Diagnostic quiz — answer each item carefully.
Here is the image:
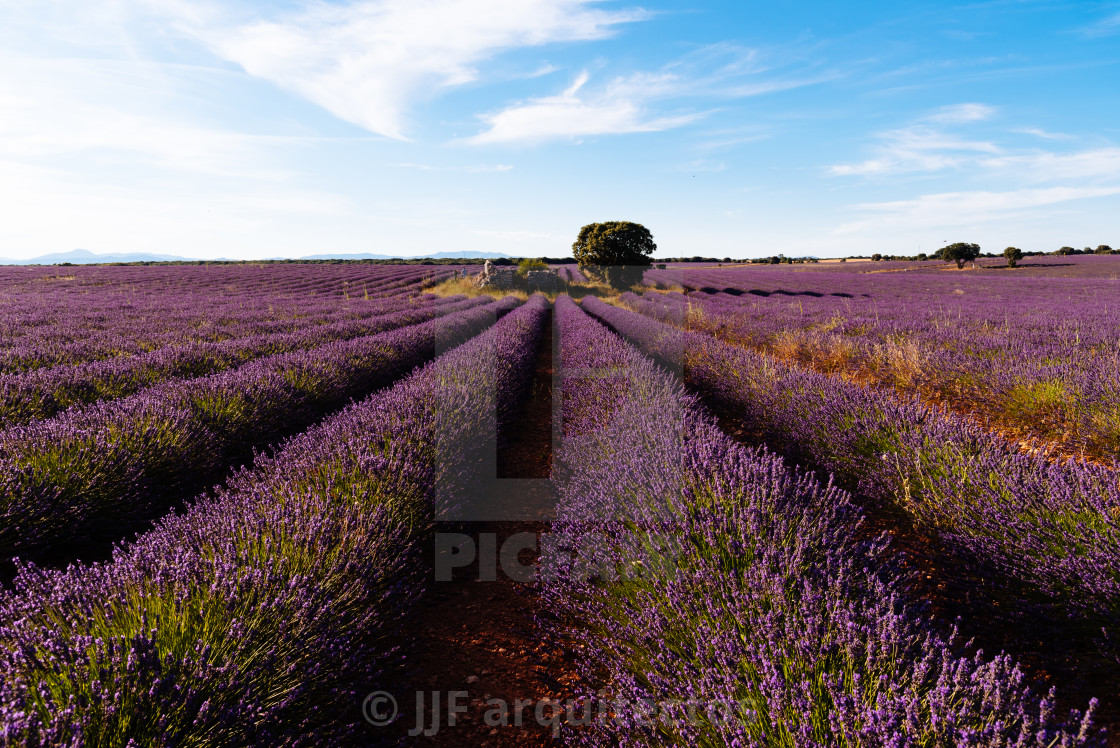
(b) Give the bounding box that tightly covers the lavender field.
[1,260,1117,746]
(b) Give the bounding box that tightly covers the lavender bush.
[542,295,1099,746]
[638,266,1120,459]
[0,296,521,564]
[581,295,1120,691]
[0,295,490,426]
[0,294,550,746]
[0,265,454,372]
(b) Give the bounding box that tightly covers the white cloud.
[924,102,996,123]
[464,70,704,144]
[462,40,833,145]
[831,101,1120,186]
[200,0,648,140]
[829,125,1000,176]
[1014,127,1073,141]
[650,42,840,99]
[675,159,726,173]
[523,63,561,78]
[3,2,825,151]
[0,28,362,259]
[835,186,1120,234]
[691,129,771,152]
[829,102,1004,176]
[0,55,301,180]
[980,148,1120,183]
[1082,11,1120,38]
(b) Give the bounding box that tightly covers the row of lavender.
[580,295,1120,706]
[0,291,432,374]
[0,263,448,300]
[0,294,550,746]
[646,255,1120,277]
[0,265,452,371]
[0,295,517,566]
[0,265,437,328]
[641,265,1120,459]
[553,266,589,284]
[0,294,485,426]
[542,295,1098,745]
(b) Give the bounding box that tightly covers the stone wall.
[525,270,560,292]
[473,262,563,292]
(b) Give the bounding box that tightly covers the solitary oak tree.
[1003,246,1023,268]
[937,242,981,269]
[572,221,656,288]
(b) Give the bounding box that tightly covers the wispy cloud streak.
[200,0,649,140]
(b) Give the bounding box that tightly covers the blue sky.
[1,0,1118,260]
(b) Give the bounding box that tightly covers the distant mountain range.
[0,249,514,265]
[0,249,210,265]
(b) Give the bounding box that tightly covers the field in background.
[0,256,1117,746]
[671,253,1120,278]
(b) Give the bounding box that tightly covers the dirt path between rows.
[399,310,580,747]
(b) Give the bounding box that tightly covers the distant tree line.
[749,255,820,265]
[1055,245,1115,255]
[51,257,584,268]
[661,256,751,263]
[50,242,1114,269]
[849,243,1116,267]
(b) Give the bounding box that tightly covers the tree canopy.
[1003,246,1023,268]
[517,257,548,276]
[936,242,981,269]
[572,222,656,265]
[572,221,656,288]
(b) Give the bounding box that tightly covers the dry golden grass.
[606,285,1120,463]
[684,303,710,331]
[428,275,530,301]
[428,272,649,304]
[769,331,803,362]
[877,338,926,389]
